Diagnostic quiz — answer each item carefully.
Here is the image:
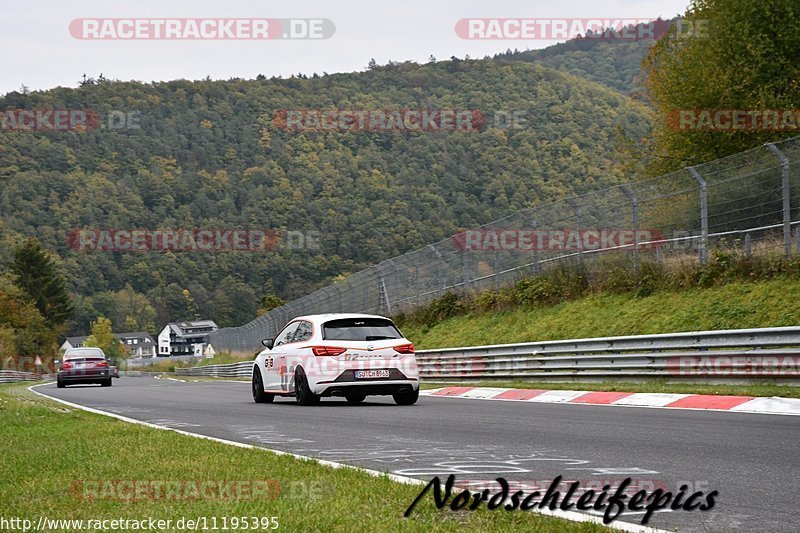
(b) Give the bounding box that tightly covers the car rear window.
[64,348,105,360]
[322,318,402,341]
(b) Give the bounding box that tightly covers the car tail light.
[312,346,347,357]
[393,343,415,354]
[96,360,109,367]
[61,362,73,369]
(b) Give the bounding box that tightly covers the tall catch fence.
[208,137,800,355]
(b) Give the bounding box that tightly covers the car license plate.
[354,370,390,379]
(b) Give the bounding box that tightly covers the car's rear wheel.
[345,393,366,404]
[252,369,274,403]
[101,378,112,387]
[393,388,419,406]
[295,367,319,406]
[56,378,65,388]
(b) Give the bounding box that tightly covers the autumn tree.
[84,316,126,362]
[643,0,800,174]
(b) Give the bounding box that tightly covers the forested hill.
[498,39,652,95]
[0,58,650,334]
[494,19,675,94]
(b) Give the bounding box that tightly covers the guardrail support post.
[687,166,709,264]
[766,142,792,257]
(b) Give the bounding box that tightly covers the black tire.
[393,388,419,406]
[56,378,65,388]
[252,369,274,403]
[345,393,366,404]
[295,367,319,406]
[101,378,112,387]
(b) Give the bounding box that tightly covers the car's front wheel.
[393,388,419,406]
[252,369,274,403]
[295,367,319,406]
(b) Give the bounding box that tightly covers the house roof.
[167,320,219,330]
[166,320,219,337]
[63,332,156,346]
[64,336,89,347]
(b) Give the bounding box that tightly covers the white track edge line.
[27,382,669,533]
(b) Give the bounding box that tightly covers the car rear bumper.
[313,378,418,397]
[58,370,110,383]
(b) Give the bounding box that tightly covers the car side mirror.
[261,338,274,349]
[54,359,60,366]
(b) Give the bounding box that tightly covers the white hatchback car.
[252,314,420,406]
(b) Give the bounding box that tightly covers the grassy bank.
[0,383,607,532]
[401,276,800,349]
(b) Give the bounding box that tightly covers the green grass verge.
[0,383,609,533]
[420,380,800,398]
[403,277,800,349]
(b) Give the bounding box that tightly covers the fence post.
[529,216,540,276]
[378,275,390,315]
[414,265,420,307]
[687,166,709,264]
[765,142,792,257]
[565,198,584,269]
[461,247,469,291]
[494,250,500,290]
[620,186,639,273]
[427,244,443,296]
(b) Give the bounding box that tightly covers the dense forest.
[0,46,652,336]
[497,33,654,95]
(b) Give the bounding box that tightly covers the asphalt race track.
[38,376,800,532]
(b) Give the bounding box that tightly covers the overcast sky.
[1,0,690,96]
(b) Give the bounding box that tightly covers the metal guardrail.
[0,370,55,383]
[176,327,800,383]
[175,362,253,379]
[416,327,800,381]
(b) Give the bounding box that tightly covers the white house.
[157,320,218,357]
